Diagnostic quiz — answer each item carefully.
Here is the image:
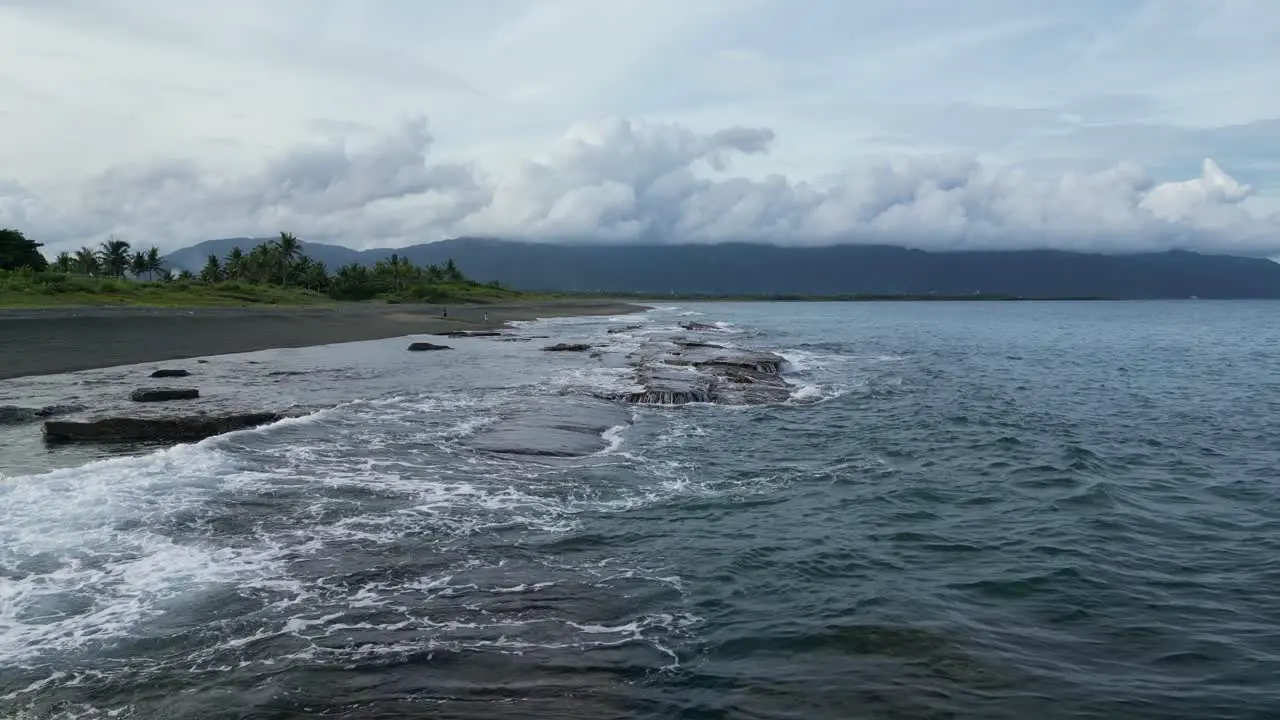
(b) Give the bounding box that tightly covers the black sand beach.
[0,300,644,380]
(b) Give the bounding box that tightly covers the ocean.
[2,301,1279,719]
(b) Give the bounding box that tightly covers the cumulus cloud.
[2,116,1278,256]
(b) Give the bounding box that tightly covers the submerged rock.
[467,399,630,457]
[680,322,717,331]
[130,387,200,402]
[543,343,593,352]
[43,412,287,443]
[407,342,453,351]
[608,325,643,334]
[0,404,85,426]
[150,368,191,378]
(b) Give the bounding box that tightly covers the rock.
[674,340,725,349]
[43,412,288,443]
[408,342,453,351]
[467,399,630,457]
[197,360,209,364]
[543,343,593,352]
[615,341,791,406]
[608,325,643,334]
[680,322,718,331]
[130,387,199,402]
[0,404,84,426]
[433,330,504,338]
[149,368,191,378]
[619,366,713,405]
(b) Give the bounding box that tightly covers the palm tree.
[144,247,163,280]
[274,232,302,286]
[200,254,223,284]
[75,246,99,275]
[129,251,147,279]
[247,243,275,283]
[391,255,415,292]
[443,258,463,282]
[302,260,329,291]
[54,252,74,273]
[97,236,131,278]
[224,247,246,281]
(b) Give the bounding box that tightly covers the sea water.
[2,301,1279,719]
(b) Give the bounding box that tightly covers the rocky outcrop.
[614,343,791,406]
[130,387,200,402]
[543,343,593,352]
[680,322,717,331]
[608,325,643,334]
[467,399,629,457]
[0,404,84,425]
[407,342,452,351]
[619,366,713,405]
[150,368,191,378]
[43,412,287,443]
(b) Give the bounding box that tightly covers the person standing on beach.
[483,312,489,322]
[441,307,447,318]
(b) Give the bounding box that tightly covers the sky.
[2,0,1280,255]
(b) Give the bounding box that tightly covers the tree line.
[1,228,497,301]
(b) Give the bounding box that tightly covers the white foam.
[594,423,629,456]
[789,384,826,402]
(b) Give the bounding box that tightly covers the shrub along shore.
[0,228,520,307]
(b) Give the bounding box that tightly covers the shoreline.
[0,300,647,381]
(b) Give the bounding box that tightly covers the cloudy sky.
[2,0,1279,254]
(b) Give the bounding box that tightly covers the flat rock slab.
[543,343,593,352]
[620,366,713,405]
[131,387,200,402]
[467,399,630,457]
[433,330,504,338]
[44,412,287,443]
[150,368,191,378]
[407,342,453,351]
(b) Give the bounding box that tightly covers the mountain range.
[164,237,1280,299]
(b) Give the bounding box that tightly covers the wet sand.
[0,300,646,380]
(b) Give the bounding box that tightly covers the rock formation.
[150,368,191,378]
[0,404,84,425]
[130,388,200,402]
[43,412,288,443]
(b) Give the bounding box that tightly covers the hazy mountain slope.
[165,237,1280,299]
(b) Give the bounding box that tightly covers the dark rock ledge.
[43,411,294,443]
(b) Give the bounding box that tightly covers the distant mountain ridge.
[164,237,1280,299]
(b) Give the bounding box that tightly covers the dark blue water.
[3,301,1279,719]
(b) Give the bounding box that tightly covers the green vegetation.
[0,230,522,308]
[1,229,49,271]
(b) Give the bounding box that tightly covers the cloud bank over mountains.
[3,1,1279,255]
[2,117,1276,256]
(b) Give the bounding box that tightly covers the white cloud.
[1,0,1279,255]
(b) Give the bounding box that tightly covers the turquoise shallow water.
[2,301,1279,719]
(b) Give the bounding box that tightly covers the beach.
[0,300,644,380]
